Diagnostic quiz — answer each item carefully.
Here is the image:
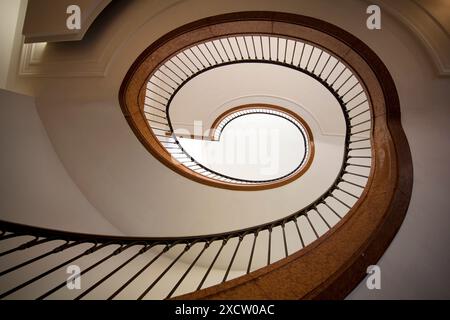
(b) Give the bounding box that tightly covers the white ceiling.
[170,62,345,136]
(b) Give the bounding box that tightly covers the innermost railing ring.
[170,104,314,184]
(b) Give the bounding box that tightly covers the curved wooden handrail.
[0,12,412,300]
[144,12,411,299]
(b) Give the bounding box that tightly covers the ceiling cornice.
[22,0,112,43]
[370,0,450,77]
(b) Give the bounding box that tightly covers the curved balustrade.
[0,12,412,300]
[143,34,370,189]
[0,97,370,299]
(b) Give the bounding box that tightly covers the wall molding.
[372,0,450,77]
[18,42,108,77]
[22,0,112,43]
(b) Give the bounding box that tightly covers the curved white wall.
[0,0,22,88]
[0,89,122,235]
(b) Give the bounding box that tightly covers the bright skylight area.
[177,112,308,181]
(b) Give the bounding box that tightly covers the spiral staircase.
[0,0,449,300]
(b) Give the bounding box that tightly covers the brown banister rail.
[0,12,412,300]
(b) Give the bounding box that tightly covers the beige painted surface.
[0,89,122,235]
[0,0,22,88]
[22,0,111,43]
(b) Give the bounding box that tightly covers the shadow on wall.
[0,88,122,235]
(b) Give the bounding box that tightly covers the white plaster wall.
[0,89,122,235]
[0,0,22,88]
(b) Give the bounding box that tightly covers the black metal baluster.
[298,43,306,67]
[75,244,148,300]
[196,45,212,67]
[335,74,354,92]
[267,227,272,266]
[157,69,181,87]
[341,178,366,188]
[181,51,199,72]
[0,243,101,299]
[325,59,340,81]
[219,39,231,61]
[337,187,359,199]
[268,36,272,60]
[330,66,347,87]
[0,241,78,277]
[149,77,173,94]
[196,239,227,290]
[174,55,196,75]
[351,119,371,128]
[108,244,168,300]
[340,81,359,98]
[0,237,46,258]
[246,231,258,274]
[188,47,206,69]
[276,37,279,61]
[210,40,224,63]
[293,217,305,248]
[145,92,168,105]
[312,50,323,74]
[203,43,218,64]
[166,242,209,299]
[149,79,174,95]
[222,235,244,283]
[251,36,257,59]
[349,137,370,144]
[314,207,331,229]
[305,47,314,70]
[138,244,191,299]
[234,37,244,60]
[323,201,342,219]
[144,111,166,120]
[330,194,352,209]
[350,108,370,120]
[318,54,331,77]
[38,245,127,300]
[226,38,237,60]
[305,213,320,239]
[148,118,170,127]
[290,41,297,65]
[259,36,264,59]
[344,89,364,104]
[0,233,20,241]
[164,62,186,82]
[242,36,250,59]
[281,223,288,257]
[351,128,371,135]
[347,99,368,112]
